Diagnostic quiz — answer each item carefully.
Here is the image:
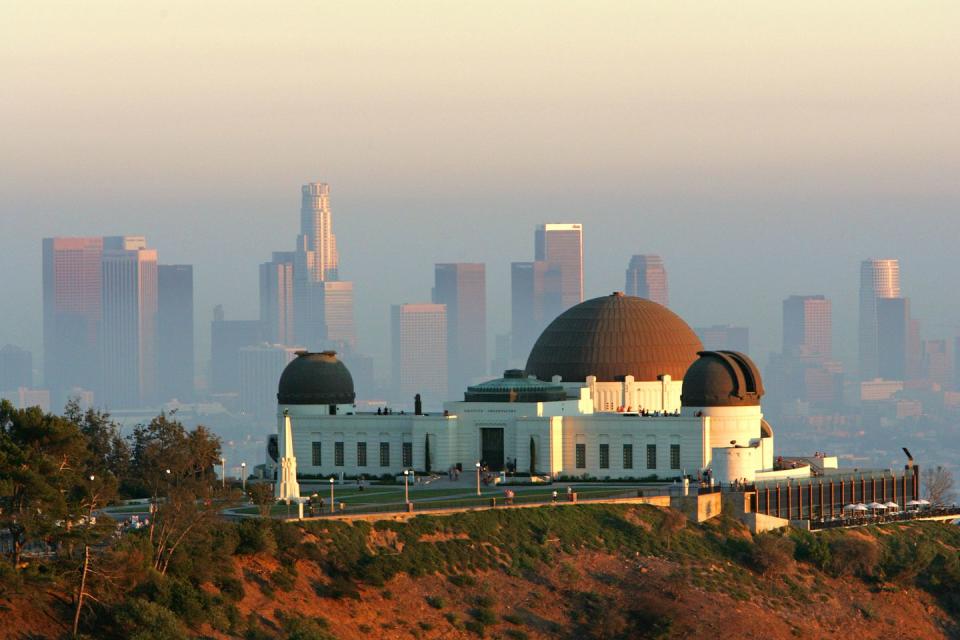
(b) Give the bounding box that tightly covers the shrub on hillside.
[112,599,189,640]
[236,519,277,555]
[827,537,880,578]
[791,530,831,570]
[751,534,795,575]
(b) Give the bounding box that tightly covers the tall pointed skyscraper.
[859,258,900,381]
[624,255,668,307]
[298,182,338,282]
[292,183,355,351]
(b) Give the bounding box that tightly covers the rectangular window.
[670,444,680,470]
[311,442,322,466]
[357,442,367,467]
[402,442,413,468]
[575,443,586,469]
[380,442,390,467]
[334,441,344,467]
[646,444,657,470]
[599,444,610,469]
[623,444,633,469]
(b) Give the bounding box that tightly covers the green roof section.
[464,369,568,403]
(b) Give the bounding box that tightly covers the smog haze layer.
[2,1,959,371]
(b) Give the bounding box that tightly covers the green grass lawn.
[232,483,641,516]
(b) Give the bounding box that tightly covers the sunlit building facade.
[42,236,104,402]
[391,303,447,404]
[859,258,901,381]
[100,236,158,408]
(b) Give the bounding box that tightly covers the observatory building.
[272,293,835,499]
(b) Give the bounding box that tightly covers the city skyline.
[4,3,960,385]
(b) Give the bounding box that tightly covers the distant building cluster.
[31,235,193,410]
[11,183,960,461]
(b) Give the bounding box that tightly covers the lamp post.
[329,477,335,514]
[475,461,482,496]
[241,462,247,492]
[87,475,96,522]
[220,457,226,489]
[403,469,410,504]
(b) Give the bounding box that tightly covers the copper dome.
[524,293,703,382]
[681,350,764,407]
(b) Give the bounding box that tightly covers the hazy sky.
[2,1,959,380]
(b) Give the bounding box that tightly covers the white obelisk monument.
[276,410,301,500]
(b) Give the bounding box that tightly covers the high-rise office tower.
[624,255,669,307]
[259,251,295,345]
[876,297,910,380]
[695,325,750,354]
[391,303,447,405]
[100,236,158,407]
[299,182,339,282]
[510,261,550,359]
[511,224,582,361]
[0,345,33,391]
[782,295,832,360]
[922,340,952,388]
[239,344,301,419]
[859,258,901,380]
[292,183,356,351]
[432,263,486,392]
[535,223,583,310]
[770,296,842,412]
[210,305,262,394]
[294,279,356,351]
[42,237,104,402]
[157,264,194,402]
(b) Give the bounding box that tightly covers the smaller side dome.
[277,350,356,405]
[681,351,764,407]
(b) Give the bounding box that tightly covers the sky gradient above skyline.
[2,1,959,379]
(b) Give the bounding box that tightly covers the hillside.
[2,504,960,639]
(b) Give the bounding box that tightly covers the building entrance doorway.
[480,428,505,471]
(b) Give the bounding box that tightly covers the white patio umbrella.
[867,502,887,510]
[854,503,869,512]
[907,499,923,507]
[884,501,900,510]
[843,503,858,511]
[918,499,931,506]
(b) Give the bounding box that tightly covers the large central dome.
[525,293,703,382]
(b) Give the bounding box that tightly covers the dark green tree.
[127,413,227,574]
[529,437,537,475]
[0,401,95,566]
[424,435,431,474]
